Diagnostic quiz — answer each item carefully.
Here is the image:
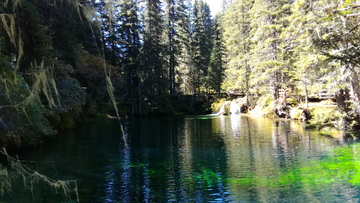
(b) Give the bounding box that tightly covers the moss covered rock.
[286,98,298,107]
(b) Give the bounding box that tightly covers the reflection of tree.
[221,116,262,202]
[188,117,229,202]
[178,118,196,199]
[272,121,293,167]
[221,115,357,202]
[94,116,357,202]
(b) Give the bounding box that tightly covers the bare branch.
[333,5,360,13]
[344,12,360,17]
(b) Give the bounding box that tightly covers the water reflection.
[3,115,360,202]
[216,115,355,202]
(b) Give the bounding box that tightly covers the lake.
[1,115,360,202]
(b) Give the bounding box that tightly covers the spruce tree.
[190,0,214,95]
[208,15,224,96]
[221,0,253,102]
[117,0,141,115]
[175,0,192,94]
[140,0,166,112]
[249,0,289,102]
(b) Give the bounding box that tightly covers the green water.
[2,115,360,202]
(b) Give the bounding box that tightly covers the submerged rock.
[274,105,291,119]
[240,104,248,113]
[290,107,312,122]
[299,108,312,122]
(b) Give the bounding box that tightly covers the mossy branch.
[0,148,79,202]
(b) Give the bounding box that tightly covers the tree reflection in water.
[2,116,360,202]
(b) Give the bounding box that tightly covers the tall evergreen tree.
[175,0,192,94]
[315,0,360,115]
[164,0,177,95]
[140,0,166,113]
[249,0,289,101]
[190,0,214,95]
[281,0,327,107]
[117,0,141,115]
[208,15,225,95]
[221,0,253,102]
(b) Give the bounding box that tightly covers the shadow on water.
[2,115,360,202]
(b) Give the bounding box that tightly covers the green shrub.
[257,94,273,108]
[310,106,341,125]
[286,98,298,107]
[57,112,75,130]
[211,98,226,113]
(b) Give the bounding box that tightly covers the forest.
[0,0,360,147]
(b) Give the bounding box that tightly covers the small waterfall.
[218,105,225,115]
[229,101,241,114]
[218,101,231,115]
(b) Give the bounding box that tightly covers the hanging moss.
[1,148,79,202]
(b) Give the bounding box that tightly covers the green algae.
[228,144,360,189]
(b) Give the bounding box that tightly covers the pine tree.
[315,0,360,115]
[208,15,224,96]
[249,0,290,102]
[174,0,192,94]
[140,0,166,112]
[221,0,253,102]
[96,0,121,65]
[117,0,141,115]
[190,0,214,95]
[281,0,328,107]
[164,0,176,95]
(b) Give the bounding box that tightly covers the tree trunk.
[336,88,351,129]
[349,64,360,115]
[304,81,308,108]
[271,72,280,102]
[245,60,250,105]
[282,88,287,105]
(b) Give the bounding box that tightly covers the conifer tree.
[249,0,289,101]
[164,0,177,95]
[140,0,166,112]
[315,0,360,115]
[173,0,192,94]
[117,0,141,115]
[208,15,225,95]
[190,0,214,95]
[281,0,328,107]
[221,0,253,101]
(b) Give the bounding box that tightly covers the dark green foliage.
[0,0,103,145]
[17,0,54,66]
[141,0,166,97]
[0,72,56,146]
[117,0,141,116]
[190,0,214,95]
[207,17,224,95]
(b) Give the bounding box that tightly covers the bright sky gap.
[204,0,222,15]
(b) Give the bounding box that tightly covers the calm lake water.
[2,115,360,202]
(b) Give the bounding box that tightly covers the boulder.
[240,104,248,113]
[299,108,312,122]
[290,107,312,122]
[274,104,291,119]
